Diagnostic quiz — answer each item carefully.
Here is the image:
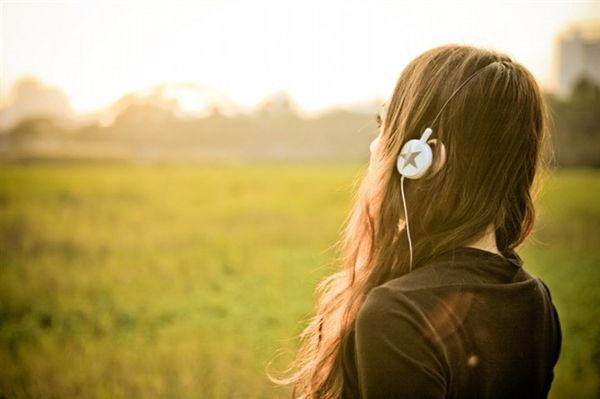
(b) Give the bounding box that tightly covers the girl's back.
[346,247,561,398]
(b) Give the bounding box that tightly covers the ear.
[425,138,447,178]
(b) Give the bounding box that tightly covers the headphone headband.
[429,61,501,129]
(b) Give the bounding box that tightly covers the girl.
[270,44,562,398]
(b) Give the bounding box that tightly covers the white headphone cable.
[400,175,413,272]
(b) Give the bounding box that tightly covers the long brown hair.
[268,44,551,398]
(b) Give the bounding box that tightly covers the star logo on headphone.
[400,146,422,169]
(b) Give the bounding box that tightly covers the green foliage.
[545,76,600,167]
[0,164,598,398]
[0,108,378,163]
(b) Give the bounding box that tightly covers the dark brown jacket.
[342,247,562,398]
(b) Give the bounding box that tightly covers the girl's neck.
[465,224,501,256]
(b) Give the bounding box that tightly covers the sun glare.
[1,0,599,115]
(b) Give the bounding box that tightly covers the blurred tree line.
[0,77,599,166]
[545,75,600,168]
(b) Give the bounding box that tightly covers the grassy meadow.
[0,164,598,398]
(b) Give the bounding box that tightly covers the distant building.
[556,24,600,98]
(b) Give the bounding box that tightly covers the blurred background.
[0,0,598,398]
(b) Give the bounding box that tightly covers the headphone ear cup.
[423,138,447,178]
[396,139,433,179]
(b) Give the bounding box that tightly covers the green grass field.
[0,164,598,398]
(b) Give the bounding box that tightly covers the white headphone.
[396,127,434,179]
[395,62,500,272]
[396,128,435,272]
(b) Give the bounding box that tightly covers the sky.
[1,0,599,116]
